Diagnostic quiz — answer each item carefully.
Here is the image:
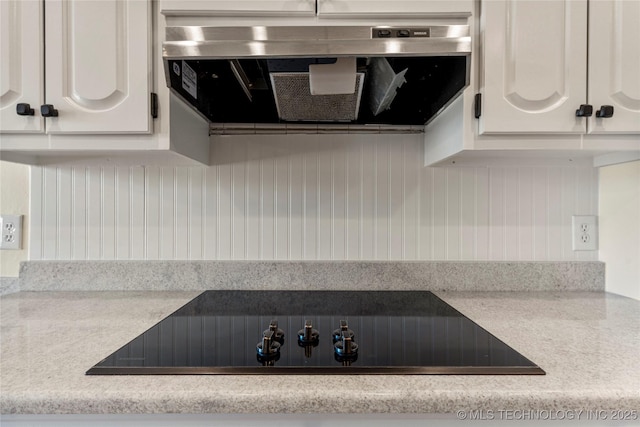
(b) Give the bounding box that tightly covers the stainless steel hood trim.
[166,25,470,41]
[163,25,471,62]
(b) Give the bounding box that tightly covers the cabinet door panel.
[160,1,315,16]
[0,0,44,133]
[317,0,472,17]
[588,0,640,133]
[480,0,587,133]
[45,0,150,134]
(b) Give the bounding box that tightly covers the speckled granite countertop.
[1,291,638,414]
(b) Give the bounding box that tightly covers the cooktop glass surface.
[87,291,544,375]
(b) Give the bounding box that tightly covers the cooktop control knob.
[256,329,281,362]
[332,320,355,343]
[264,319,285,344]
[297,320,320,358]
[334,331,359,366]
[334,332,359,356]
[297,320,320,345]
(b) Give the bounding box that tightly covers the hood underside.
[163,26,471,134]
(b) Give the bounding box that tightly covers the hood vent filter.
[270,73,365,122]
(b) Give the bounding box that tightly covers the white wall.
[0,161,29,276]
[599,160,640,300]
[29,136,599,261]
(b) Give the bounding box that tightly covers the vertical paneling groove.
[143,167,149,260]
[401,141,408,260]
[315,142,321,259]
[333,140,347,260]
[42,168,57,259]
[29,168,43,260]
[30,141,599,262]
[69,168,75,260]
[57,167,72,260]
[246,145,261,260]
[473,168,479,260]
[106,167,117,260]
[216,164,221,260]
[358,141,364,259]
[444,168,449,259]
[287,150,291,259]
[361,141,374,259]
[475,168,489,261]
[201,168,206,259]
[245,150,249,260]
[187,167,203,260]
[128,168,133,259]
[345,141,350,260]
[429,168,435,260]
[386,141,391,259]
[100,168,105,260]
[114,168,119,259]
[373,142,378,259]
[55,168,60,260]
[289,144,303,259]
[432,168,446,259]
[302,149,308,259]
[329,143,334,260]
[70,167,87,260]
[203,166,217,260]
[175,167,188,260]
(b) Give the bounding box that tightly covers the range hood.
[163,25,471,134]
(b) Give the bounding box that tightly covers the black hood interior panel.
[166,56,468,126]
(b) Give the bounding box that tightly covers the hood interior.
[166,56,468,129]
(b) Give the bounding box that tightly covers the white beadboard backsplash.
[29,136,598,261]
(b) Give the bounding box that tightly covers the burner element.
[332,319,355,343]
[264,319,285,344]
[297,320,320,358]
[256,329,281,363]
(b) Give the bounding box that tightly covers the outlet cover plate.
[0,214,23,250]
[572,215,598,251]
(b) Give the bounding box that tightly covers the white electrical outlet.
[572,215,598,251]
[0,214,23,250]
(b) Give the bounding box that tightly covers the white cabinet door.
[588,0,640,134]
[44,0,150,134]
[160,0,315,16]
[0,0,44,133]
[317,0,473,17]
[480,0,588,134]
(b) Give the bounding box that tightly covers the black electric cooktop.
[87,291,544,375]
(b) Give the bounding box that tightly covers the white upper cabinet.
[0,0,44,133]
[480,0,588,134]
[160,0,316,16]
[480,0,639,135]
[317,0,473,17]
[588,0,640,134]
[44,0,151,133]
[0,0,150,135]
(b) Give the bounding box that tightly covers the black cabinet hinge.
[474,93,482,119]
[151,92,158,119]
